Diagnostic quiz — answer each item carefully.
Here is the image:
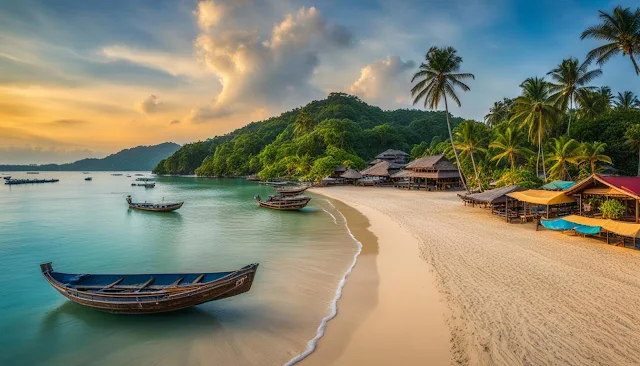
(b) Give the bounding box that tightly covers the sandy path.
[309,187,640,366]
[301,197,451,366]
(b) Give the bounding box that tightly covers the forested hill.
[1,142,180,171]
[153,93,464,179]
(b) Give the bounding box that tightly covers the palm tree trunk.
[444,95,469,192]
[539,115,547,182]
[567,98,573,137]
[630,51,640,75]
[469,150,482,192]
[510,153,515,172]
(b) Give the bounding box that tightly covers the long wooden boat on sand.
[126,195,183,212]
[40,262,259,314]
[254,194,311,210]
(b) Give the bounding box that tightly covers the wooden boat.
[2,176,11,180]
[26,171,39,174]
[84,177,92,181]
[246,175,261,182]
[126,195,183,212]
[111,173,123,176]
[274,185,308,196]
[5,178,59,185]
[131,182,155,188]
[254,194,311,210]
[40,262,258,314]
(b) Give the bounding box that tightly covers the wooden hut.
[391,154,461,190]
[359,161,402,185]
[505,190,577,223]
[368,149,409,166]
[459,185,524,218]
[341,169,362,185]
[331,164,347,178]
[563,174,640,222]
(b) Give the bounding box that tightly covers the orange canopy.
[506,190,576,205]
[563,215,640,238]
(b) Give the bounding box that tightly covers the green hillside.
[153,93,463,179]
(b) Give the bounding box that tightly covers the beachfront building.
[459,185,524,218]
[563,174,640,223]
[504,190,577,222]
[341,169,362,185]
[391,154,461,191]
[359,160,402,185]
[368,149,409,166]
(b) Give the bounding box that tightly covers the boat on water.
[246,175,260,182]
[111,173,123,176]
[2,176,11,180]
[131,182,155,188]
[134,173,144,176]
[274,185,309,196]
[254,194,311,210]
[84,177,92,181]
[26,172,39,174]
[258,181,290,186]
[126,195,183,212]
[40,262,259,314]
[135,177,155,181]
[5,179,59,185]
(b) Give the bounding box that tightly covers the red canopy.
[599,175,640,197]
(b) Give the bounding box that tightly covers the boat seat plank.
[134,277,155,292]
[99,277,124,291]
[192,274,204,284]
[167,276,184,288]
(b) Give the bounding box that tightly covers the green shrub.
[599,199,625,219]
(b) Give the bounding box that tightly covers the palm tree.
[484,98,513,127]
[577,141,612,174]
[624,124,640,176]
[293,110,314,137]
[575,89,607,119]
[411,46,475,192]
[581,6,640,75]
[546,136,581,180]
[547,58,602,135]
[489,126,533,171]
[510,77,561,181]
[597,86,614,110]
[454,121,487,191]
[614,91,640,110]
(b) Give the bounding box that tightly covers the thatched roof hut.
[360,161,403,177]
[341,169,362,179]
[459,185,524,205]
[374,149,409,164]
[391,154,461,190]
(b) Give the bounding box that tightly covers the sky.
[0,0,638,164]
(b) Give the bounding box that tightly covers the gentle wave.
[321,207,338,225]
[283,201,364,365]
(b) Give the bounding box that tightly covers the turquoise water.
[0,172,357,365]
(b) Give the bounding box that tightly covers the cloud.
[136,94,162,115]
[100,45,205,78]
[48,119,90,127]
[169,119,180,125]
[0,146,98,165]
[189,2,354,123]
[349,56,416,108]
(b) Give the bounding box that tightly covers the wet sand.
[307,187,640,366]
[302,196,451,365]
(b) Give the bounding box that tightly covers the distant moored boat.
[84,177,92,181]
[254,194,311,210]
[126,195,183,212]
[40,262,259,314]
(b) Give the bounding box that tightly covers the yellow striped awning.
[506,190,576,205]
[563,215,640,238]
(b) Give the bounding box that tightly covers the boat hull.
[129,202,184,212]
[41,263,258,314]
[256,197,311,210]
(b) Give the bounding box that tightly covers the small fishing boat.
[134,173,144,176]
[26,172,39,174]
[5,178,59,185]
[254,194,311,210]
[84,177,92,181]
[274,185,309,196]
[131,182,155,188]
[111,173,123,176]
[2,176,11,180]
[40,262,258,314]
[126,195,183,212]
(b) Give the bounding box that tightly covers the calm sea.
[0,172,358,365]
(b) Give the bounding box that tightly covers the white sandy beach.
[306,186,640,366]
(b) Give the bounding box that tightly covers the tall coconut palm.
[615,91,640,110]
[577,141,612,174]
[484,98,513,127]
[624,124,640,176]
[454,121,487,191]
[489,126,534,171]
[411,46,475,192]
[547,58,602,136]
[576,89,607,119]
[546,136,581,180]
[510,77,561,181]
[597,86,614,110]
[581,6,640,75]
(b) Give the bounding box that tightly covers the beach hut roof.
[341,169,362,179]
[334,164,346,173]
[361,161,394,177]
[564,174,640,200]
[506,190,576,205]
[459,185,524,204]
[375,149,409,159]
[542,180,575,191]
[405,154,457,171]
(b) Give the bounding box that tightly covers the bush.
[494,168,543,189]
[599,199,625,219]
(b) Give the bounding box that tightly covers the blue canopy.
[542,180,576,191]
[541,218,601,235]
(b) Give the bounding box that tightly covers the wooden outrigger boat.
[40,262,258,314]
[274,185,309,196]
[131,182,155,188]
[85,177,92,181]
[254,194,311,210]
[126,195,183,212]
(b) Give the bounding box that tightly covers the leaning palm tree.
[454,121,487,191]
[489,126,533,171]
[510,77,561,181]
[546,136,581,181]
[614,91,640,110]
[547,58,602,136]
[581,6,640,75]
[624,124,640,176]
[411,46,475,192]
[577,141,612,174]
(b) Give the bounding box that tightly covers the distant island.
[0,142,180,171]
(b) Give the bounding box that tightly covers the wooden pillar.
[546,205,550,219]
[579,194,582,216]
[506,197,509,223]
[636,199,638,223]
